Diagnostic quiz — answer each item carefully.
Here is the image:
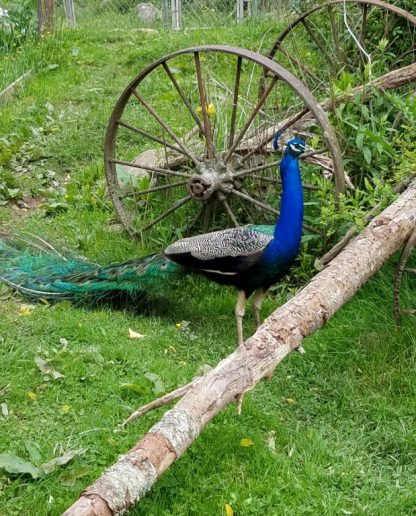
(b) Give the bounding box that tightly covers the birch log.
[64,180,416,515]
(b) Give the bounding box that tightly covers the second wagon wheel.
[105,45,344,243]
[264,0,416,99]
[262,1,416,186]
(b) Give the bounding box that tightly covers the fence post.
[236,0,244,22]
[171,0,182,30]
[162,0,169,29]
[37,0,55,33]
[63,0,76,28]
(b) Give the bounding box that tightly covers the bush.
[0,0,36,53]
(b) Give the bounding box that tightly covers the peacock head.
[285,138,306,158]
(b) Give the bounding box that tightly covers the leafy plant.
[0,0,35,53]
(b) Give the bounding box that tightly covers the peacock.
[0,137,306,345]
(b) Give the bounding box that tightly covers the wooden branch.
[64,180,416,515]
[0,70,33,103]
[120,378,200,427]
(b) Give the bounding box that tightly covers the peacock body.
[0,138,306,344]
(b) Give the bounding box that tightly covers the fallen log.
[64,179,416,515]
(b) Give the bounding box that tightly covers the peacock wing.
[164,226,272,273]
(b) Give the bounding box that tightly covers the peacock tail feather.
[0,235,183,301]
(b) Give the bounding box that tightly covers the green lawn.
[0,12,415,516]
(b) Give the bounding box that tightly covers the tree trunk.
[64,180,416,515]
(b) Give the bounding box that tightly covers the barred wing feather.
[164,226,272,273]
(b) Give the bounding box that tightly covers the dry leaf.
[35,356,65,381]
[286,397,296,405]
[266,431,276,453]
[128,328,145,339]
[41,448,86,474]
[1,403,8,417]
[27,391,37,401]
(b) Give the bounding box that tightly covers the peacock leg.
[235,290,246,346]
[252,288,264,329]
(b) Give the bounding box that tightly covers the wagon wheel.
[264,0,416,100]
[394,227,416,323]
[262,1,416,184]
[105,45,344,243]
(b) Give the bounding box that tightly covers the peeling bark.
[64,180,416,515]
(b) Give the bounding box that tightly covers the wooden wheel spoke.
[131,88,200,165]
[142,194,192,230]
[232,188,321,234]
[202,202,212,233]
[300,18,333,67]
[221,197,239,227]
[301,147,328,159]
[161,62,204,134]
[250,175,319,191]
[224,75,279,164]
[359,3,368,49]
[109,158,191,178]
[250,174,278,184]
[232,160,281,180]
[327,5,344,65]
[228,56,243,149]
[194,51,216,158]
[119,180,188,199]
[117,120,190,157]
[231,188,278,215]
[278,44,322,88]
[241,107,310,164]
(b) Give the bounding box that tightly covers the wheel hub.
[187,160,234,201]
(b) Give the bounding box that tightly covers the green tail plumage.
[0,234,183,301]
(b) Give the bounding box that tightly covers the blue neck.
[265,153,304,261]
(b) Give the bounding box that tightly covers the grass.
[0,10,416,516]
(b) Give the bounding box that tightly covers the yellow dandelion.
[240,437,254,447]
[19,304,34,316]
[196,103,215,117]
